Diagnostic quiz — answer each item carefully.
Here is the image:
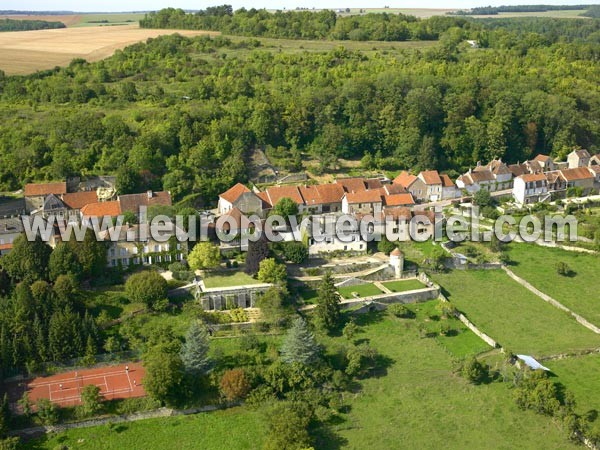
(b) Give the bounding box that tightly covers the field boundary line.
[502,266,600,335]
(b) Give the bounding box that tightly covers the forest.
[0,17,599,207]
[0,18,65,32]
[452,4,592,15]
[140,6,475,41]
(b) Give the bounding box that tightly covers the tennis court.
[23,363,146,408]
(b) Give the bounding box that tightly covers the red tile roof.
[0,243,13,251]
[560,167,594,182]
[315,183,345,204]
[384,193,415,207]
[393,171,418,188]
[345,190,383,204]
[382,184,407,195]
[119,191,171,213]
[219,183,251,204]
[81,201,122,217]
[256,191,272,207]
[265,185,304,205]
[419,170,442,185]
[365,178,383,190]
[299,186,322,206]
[440,173,455,188]
[61,191,98,210]
[24,182,67,197]
[519,173,547,183]
[382,207,412,220]
[336,178,367,193]
[533,154,551,162]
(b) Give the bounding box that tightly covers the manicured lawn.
[24,407,267,450]
[329,311,577,449]
[382,279,425,293]
[203,270,261,289]
[432,270,600,357]
[506,243,600,324]
[338,283,383,299]
[297,287,319,304]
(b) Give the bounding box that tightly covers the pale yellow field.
[0,24,218,75]
[0,14,83,26]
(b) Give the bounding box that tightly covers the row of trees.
[0,18,65,32]
[140,7,475,42]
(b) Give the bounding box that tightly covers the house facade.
[513,173,549,205]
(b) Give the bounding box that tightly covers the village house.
[588,165,600,185]
[61,191,99,222]
[559,167,595,194]
[218,183,264,216]
[456,169,496,194]
[393,171,427,202]
[513,173,549,205]
[24,182,67,214]
[567,149,591,169]
[440,174,459,200]
[215,207,258,252]
[589,154,600,167]
[341,190,383,215]
[99,222,187,268]
[302,213,367,257]
[417,170,443,202]
[532,154,556,172]
[80,201,122,226]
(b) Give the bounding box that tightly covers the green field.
[471,9,589,19]
[73,13,146,27]
[338,283,383,299]
[432,270,600,357]
[202,270,261,289]
[505,244,600,324]
[28,306,576,449]
[25,406,267,450]
[382,279,425,293]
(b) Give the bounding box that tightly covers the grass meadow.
[505,244,600,324]
[432,269,600,357]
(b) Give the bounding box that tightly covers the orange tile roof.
[364,178,383,190]
[256,191,272,207]
[61,191,98,210]
[393,171,418,188]
[219,183,250,203]
[519,173,547,183]
[345,190,383,204]
[0,243,13,251]
[533,154,551,162]
[315,183,345,204]
[382,184,407,195]
[560,167,594,181]
[382,207,412,220]
[81,201,122,217]
[24,182,67,197]
[419,170,442,185]
[266,185,304,205]
[299,186,322,206]
[336,178,367,193]
[384,193,415,207]
[440,173,455,188]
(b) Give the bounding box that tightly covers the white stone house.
[513,173,549,205]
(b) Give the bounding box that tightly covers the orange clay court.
[24,363,146,408]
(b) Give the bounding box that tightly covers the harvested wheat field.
[0,14,83,27]
[0,24,218,75]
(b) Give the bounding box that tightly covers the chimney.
[147,190,153,199]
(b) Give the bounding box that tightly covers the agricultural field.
[470,9,589,19]
[505,244,600,324]
[0,25,216,75]
[432,270,600,357]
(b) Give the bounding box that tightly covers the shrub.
[125,271,168,310]
[230,308,248,323]
[388,303,415,319]
[220,368,251,401]
[461,357,488,384]
[280,241,308,264]
[556,261,573,277]
[36,398,59,425]
[377,237,396,255]
[514,370,560,416]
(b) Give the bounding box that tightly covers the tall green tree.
[280,317,320,365]
[180,322,212,375]
[315,271,341,333]
[0,235,51,283]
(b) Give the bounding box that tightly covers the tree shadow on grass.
[312,423,349,450]
[350,310,386,327]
